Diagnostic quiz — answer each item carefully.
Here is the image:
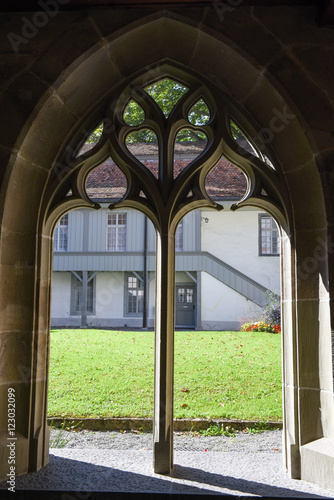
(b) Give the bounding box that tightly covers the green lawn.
[48,329,282,421]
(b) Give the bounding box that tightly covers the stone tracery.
[45,69,290,473]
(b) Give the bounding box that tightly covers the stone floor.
[0,431,334,498]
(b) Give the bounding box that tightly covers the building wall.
[68,210,84,252]
[51,270,200,328]
[87,207,147,252]
[51,272,71,319]
[95,271,124,319]
[51,271,148,328]
[51,205,280,329]
[200,272,263,331]
[88,209,108,252]
[201,204,280,293]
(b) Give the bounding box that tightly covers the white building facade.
[51,203,280,330]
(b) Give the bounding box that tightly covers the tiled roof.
[84,142,247,201]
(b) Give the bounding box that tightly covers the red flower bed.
[240,322,281,334]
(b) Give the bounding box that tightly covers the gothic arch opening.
[48,83,283,433]
[47,68,292,474]
[0,13,332,490]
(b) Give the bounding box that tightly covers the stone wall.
[0,3,334,489]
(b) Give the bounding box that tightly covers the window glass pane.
[261,218,270,229]
[117,227,126,251]
[54,226,59,246]
[118,213,127,225]
[107,212,127,251]
[111,227,117,251]
[54,214,68,251]
[138,290,144,313]
[75,288,81,313]
[128,276,136,288]
[59,228,67,251]
[260,216,279,255]
[73,274,95,315]
[178,288,185,303]
[128,291,136,313]
[272,233,278,254]
[127,274,143,314]
[175,221,183,251]
[87,280,94,313]
[186,288,193,303]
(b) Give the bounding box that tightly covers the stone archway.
[0,11,332,490]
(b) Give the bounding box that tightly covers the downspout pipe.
[142,216,148,328]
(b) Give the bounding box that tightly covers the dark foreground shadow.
[0,455,229,499]
[0,454,331,500]
[172,464,329,498]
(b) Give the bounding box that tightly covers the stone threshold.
[47,417,283,432]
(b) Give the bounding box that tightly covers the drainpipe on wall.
[143,216,148,328]
[81,210,89,329]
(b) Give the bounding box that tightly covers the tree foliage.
[85,79,246,145]
[230,120,248,141]
[145,79,188,118]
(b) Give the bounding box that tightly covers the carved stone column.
[153,228,176,473]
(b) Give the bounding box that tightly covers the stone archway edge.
[47,417,282,432]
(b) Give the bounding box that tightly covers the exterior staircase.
[176,251,277,306]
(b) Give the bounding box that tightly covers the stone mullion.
[280,230,301,479]
[153,224,175,474]
[81,271,88,329]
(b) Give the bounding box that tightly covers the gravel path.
[49,427,284,452]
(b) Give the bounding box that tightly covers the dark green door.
[175,284,196,328]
